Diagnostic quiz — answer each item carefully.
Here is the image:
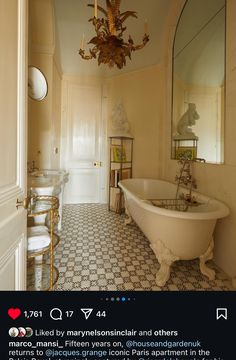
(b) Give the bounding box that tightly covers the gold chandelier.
[79,0,150,69]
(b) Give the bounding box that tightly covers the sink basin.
[28,175,61,188]
[31,169,68,179]
[27,169,69,231]
[28,169,69,187]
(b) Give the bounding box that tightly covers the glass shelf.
[27,195,60,291]
[109,136,134,140]
[27,264,59,291]
[27,196,59,217]
[27,233,60,259]
[111,161,132,164]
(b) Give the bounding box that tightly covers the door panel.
[0,0,27,290]
[64,168,100,204]
[0,258,15,290]
[0,224,26,291]
[62,80,106,204]
[0,0,18,188]
[69,85,99,162]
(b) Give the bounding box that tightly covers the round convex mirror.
[28,66,48,101]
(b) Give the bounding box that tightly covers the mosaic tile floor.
[54,204,234,291]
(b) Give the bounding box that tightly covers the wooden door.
[0,0,28,290]
[61,80,107,204]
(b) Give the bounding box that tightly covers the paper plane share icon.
[81,308,93,320]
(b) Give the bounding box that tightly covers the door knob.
[16,197,29,210]
[93,161,102,167]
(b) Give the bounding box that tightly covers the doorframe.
[16,0,28,290]
[99,84,108,204]
[18,0,28,195]
[16,0,28,289]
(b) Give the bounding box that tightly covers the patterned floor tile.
[54,204,234,291]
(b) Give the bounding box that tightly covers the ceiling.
[53,0,172,77]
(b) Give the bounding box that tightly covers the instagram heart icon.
[8,308,21,320]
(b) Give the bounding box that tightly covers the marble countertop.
[28,175,61,188]
[28,170,69,189]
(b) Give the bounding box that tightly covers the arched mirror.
[28,66,48,101]
[171,0,226,163]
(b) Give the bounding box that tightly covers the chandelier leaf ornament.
[79,0,150,69]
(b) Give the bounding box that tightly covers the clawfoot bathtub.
[119,179,229,286]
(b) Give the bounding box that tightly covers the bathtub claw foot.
[151,238,180,287]
[124,205,133,225]
[156,262,171,287]
[199,238,215,280]
[124,215,133,225]
[200,263,215,281]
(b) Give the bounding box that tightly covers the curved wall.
[161,0,236,283]
[28,0,61,169]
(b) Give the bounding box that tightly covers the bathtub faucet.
[175,157,205,190]
[175,159,197,187]
[175,158,197,202]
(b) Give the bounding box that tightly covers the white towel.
[34,186,54,196]
[27,225,48,236]
[27,226,50,251]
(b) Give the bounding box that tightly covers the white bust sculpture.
[110,99,132,137]
[175,103,200,140]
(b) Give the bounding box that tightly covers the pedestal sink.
[28,170,69,230]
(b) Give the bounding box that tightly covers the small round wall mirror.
[28,66,48,101]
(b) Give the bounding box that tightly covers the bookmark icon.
[216,308,227,320]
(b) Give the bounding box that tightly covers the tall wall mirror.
[171,0,226,163]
